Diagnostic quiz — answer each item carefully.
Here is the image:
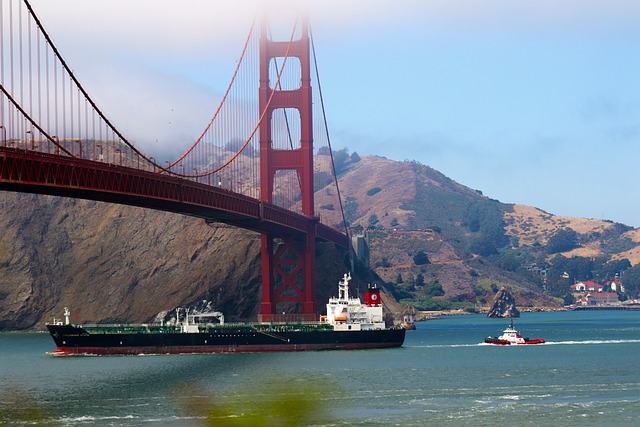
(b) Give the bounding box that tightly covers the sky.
[30,0,640,227]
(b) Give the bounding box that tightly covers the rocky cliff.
[0,192,353,331]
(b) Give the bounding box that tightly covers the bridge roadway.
[0,148,348,247]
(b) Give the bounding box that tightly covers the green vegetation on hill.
[398,162,513,257]
[338,153,639,311]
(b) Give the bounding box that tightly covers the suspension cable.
[310,27,350,241]
[192,16,300,178]
[21,1,151,163]
[169,16,257,170]
[0,82,74,156]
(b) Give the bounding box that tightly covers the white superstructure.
[497,323,525,344]
[324,273,386,331]
[176,307,225,333]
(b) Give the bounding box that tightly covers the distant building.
[525,263,546,277]
[607,279,625,293]
[571,281,604,293]
[578,292,619,306]
[401,304,416,330]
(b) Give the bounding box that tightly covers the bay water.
[2,310,640,426]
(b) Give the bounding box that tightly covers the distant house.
[571,283,585,292]
[607,279,625,293]
[572,281,604,293]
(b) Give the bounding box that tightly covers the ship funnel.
[364,284,381,307]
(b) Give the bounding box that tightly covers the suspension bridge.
[0,0,350,321]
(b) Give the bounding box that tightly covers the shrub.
[413,250,430,265]
[546,228,579,254]
[366,187,381,196]
[424,280,444,296]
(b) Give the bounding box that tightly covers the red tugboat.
[484,320,546,345]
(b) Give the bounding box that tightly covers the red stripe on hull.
[50,342,404,356]
[485,340,545,346]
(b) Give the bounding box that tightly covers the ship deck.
[77,322,337,335]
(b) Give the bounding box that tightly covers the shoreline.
[414,304,640,321]
[4,304,640,332]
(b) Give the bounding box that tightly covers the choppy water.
[2,310,640,426]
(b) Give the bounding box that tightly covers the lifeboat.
[334,315,348,322]
[484,320,545,345]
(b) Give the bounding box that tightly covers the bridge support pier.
[259,230,317,323]
[259,235,274,317]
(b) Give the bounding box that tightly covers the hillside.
[505,205,640,265]
[1,154,639,330]
[331,155,639,311]
[0,194,352,331]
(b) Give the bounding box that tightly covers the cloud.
[30,1,262,158]
[34,1,260,56]
[34,0,640,50]
[79,60,222,158]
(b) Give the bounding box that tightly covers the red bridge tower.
[258,19,318,322]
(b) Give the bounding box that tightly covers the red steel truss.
[0,149,348,247]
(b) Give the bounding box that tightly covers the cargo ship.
[46,273,405,355]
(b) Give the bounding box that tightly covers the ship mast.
[338,273,351,301]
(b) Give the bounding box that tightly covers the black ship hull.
[46,324,406,355]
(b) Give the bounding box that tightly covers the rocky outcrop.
[487,287,520,318]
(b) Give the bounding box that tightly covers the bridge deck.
[0,148,348,247]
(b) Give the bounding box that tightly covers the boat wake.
[409,344,482,349]
[411,339,640,349]
[543,339,640,346]
[479,338,640,346]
